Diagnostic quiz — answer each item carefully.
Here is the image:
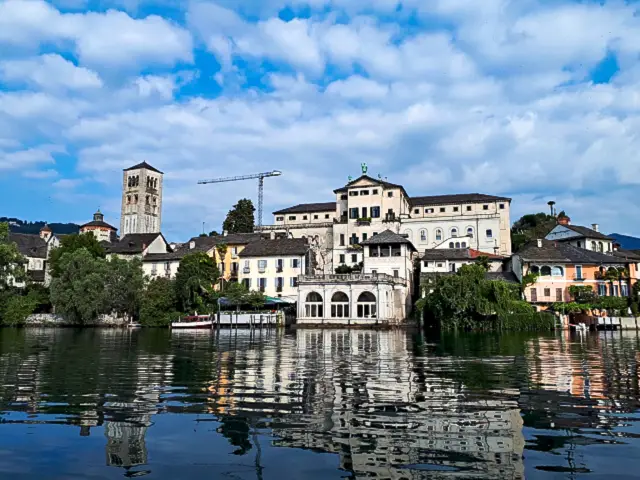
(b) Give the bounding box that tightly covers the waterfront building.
[238,238,310,301]
[297,230,416,325]
[79,209,117,244]
[545,217,615,253]
[8,225,63,286]
[120,161,163,236]
[511,239,638,304]
[258,168,511,274]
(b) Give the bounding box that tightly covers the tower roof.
[124,161,163,174]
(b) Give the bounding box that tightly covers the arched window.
[127,195,131,205]
[551,266,564,276]
[591,241,597,250]
[357,292,377,318]
[461,242,467,248]
[455,242,461,248]
[467,227,474,238]
[331,292,350,318]
[598,242,604,253]
[305,292,323,318]
[420,230,427,242]
[450,227,458,238]
[449,242,454,248]
[540,266,551,276]
[435,229,443,242]
[530,266,540,274]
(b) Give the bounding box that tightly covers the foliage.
[335,264,354,274]
[140,278,179,327]
[50,249,107,324]
[511,212,557,252]
[0,222,27,289]
[49,233,105,278]
[209,231,219,236]
[175,252,220,313]
[216,243,228,259]
[551,296,629,315]
[568,285,597,304]
[222,199,255,234]
[521,272,539,292]
[222,282,266,310]
[1,217,79,235]
[103,257,145,321]
[0,292,39,326]
[24,284,52,313]
[420,264,550,331]
[475,255,491,271]
[245,290,267,308]
[552,302,584,314]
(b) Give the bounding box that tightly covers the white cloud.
[0,146,62,171]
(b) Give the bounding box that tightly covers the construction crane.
[198,170,282,227]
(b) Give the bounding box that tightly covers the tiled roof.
[273,202,336,215]
[562,224,612,240]
[108,233,163,254]
[410,193,511,206]
[8,233,48,259]
[238,238,308,257]
[144,251,185,262]
[333,175,409,197]
[123,161,163,174]
[360,229,417,250]
[517,239,622,264]
[80,220,117,230]
[613,249,640,261]
[422,248,503,261]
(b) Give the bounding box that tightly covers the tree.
[475,255,490,271]
[50,248,107,324]
[49,233,105,278]
[547,200,556,216]
[511,213,558,252]
[175,252,220,313]
[222,199,255,234]
[103,257,145,322]
[568,285,596,304]
[208,231,219,237]
[0,293,39,326]
[222,281,249,310]
[0,222,27,289]
[140,277,179,326]
[245,290,267,309]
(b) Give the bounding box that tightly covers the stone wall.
[25,313,129,327]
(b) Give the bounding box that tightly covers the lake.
[0,328,638,479]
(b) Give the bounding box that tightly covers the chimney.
[557,216,571,226]
[537,239,542,248]
[592,223,599,232]
[222,230,228,237]
[189,240,195,249]
[270,231,276,240]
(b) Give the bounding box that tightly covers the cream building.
[260,169,511,274]
[237,238,309,301]
[120,161,163,236]
[79,209,117,243]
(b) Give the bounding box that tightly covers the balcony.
[258,268,266,274]
[356,217,371,226]
[573,275,586,281]
[299,273,405,285]
[276,266,284,273]
[243,267,251,274]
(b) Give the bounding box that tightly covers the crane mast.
[198,170,282,227]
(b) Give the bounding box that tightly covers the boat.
[127,322,142,329]
[171,314,213,329]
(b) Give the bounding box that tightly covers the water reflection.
[0,328,638,479]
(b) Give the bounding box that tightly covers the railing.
[573,275,586,281]
[256,222,334,231]
[299,273,405,284]
[243,267,251,274]
[276,266,284,273]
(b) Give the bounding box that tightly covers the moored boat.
[171,314,213,329]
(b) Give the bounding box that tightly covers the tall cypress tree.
[222,199,255,234]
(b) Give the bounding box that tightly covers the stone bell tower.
[120,161,163,236]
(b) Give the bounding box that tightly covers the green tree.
[175,252,220,313]
[50,248,107,324]
[140,277,179,326]
[49,233,105,278]
[0,293,39,326]
[103,257,145,321]
[0,222,27,289]
[222,281,249,310]
[475,255,490,270]
[222,199,255,234]
[568,285,596,304]
[511,212,557,252]
[245,290,266,309]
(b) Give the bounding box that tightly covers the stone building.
[258,167,511,274]
[120,161,163,236]
[79,209,117,243]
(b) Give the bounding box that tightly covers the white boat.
[127,322,142,328]
[171,315,213,329]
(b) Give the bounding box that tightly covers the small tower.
[120,161,163,236]
[39,224,52,242]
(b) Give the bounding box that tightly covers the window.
[357,292,377,318]
[435,229,442,241]
[449,242,454,248]
[591,241,597,250]
[339,254,345,264]
[242,279,251,289]
[437,263,444,268]
[544,288,551,297]
[576,265,583,279]
[349,208,359,219]
[540,266,551,276]
[393,270,399,278]
[350,234,358,245]
[598,242,604,253]
[331,292,350,318]
[371,206,381,218]
[290,277,298,287]
[453,207,459,212]
[486,229,493,238]
[340,234,345,246]
[325,214,330,219]
[291,258,300,268]
[414,209,420,214]
[551,266,564,276]
[425,208,434,214]
[451,228,458,238]
[622,284,629,297]
[258,278,267,291]
[556,288,563,301]
[466,206,472,211]
[276,216,284,221]
[243,260,250,273]
[360,190,369,195]
[349,191,359,196]
[483,205,489,210]
[499,204,505,209]
[340,194,348,200]
[351,254,358,263]
[361,207,368,218]
[455,242,461,248]
[313,215,318,220]
[577,241,582,248]
[420,230,427,242]
[303,215,308,220]
[362,233,368,242]
[258,260,267,272]
[289,216,296,221]
[440,207,446,213]
[151,263,157,274]
[530,288,538,302]
[598,284,607,296]
[467,227,474,238]
[387,191,393,197]
[276,277,284,292]
[372,189,378,194]
[423,261,429,268]
[461,242,467,248]
[305,292,323,318]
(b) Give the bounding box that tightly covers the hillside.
[609,233,640,250]
[1,217,80,235]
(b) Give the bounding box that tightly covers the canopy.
[217,296,295,306]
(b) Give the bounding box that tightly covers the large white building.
[120,161,163,236]
[259,170,511,274]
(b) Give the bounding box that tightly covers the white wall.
[142,259,180,279]
[421,259,503,274]
[238,254,305,298]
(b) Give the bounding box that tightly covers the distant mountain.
[1,217,80,235]
[610,233,640,250]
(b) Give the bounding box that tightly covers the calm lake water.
[0,328,639,479]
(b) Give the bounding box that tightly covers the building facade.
[80,210,117,243]
[120,162,163,236]
[259,171,511,274]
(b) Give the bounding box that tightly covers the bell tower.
[120,161,163,236]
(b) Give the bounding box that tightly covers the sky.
[1,0,640,241]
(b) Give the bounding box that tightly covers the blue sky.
[1,0,639,241]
